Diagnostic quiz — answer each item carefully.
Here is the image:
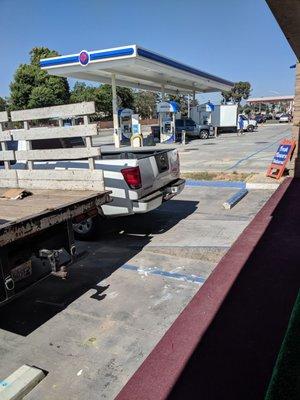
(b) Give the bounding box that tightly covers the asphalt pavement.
[178,123,292,173]
[93,123,292,174]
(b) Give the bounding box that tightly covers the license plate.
[11,260,32,282]
[170,151,179,175]
[155,153,169,173]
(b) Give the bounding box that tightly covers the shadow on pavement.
[0,199,197,337]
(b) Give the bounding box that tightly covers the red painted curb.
[115,178,293,400]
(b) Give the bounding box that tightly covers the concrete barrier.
[0,365,46,400]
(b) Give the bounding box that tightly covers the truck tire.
[199,130,209,139]
[73,216,102,241]
[247,125,254,132]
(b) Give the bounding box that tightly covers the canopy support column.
[187,95,190,118]
[161,84,165,101]
[111,73,120,148]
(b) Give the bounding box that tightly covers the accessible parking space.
[0,185,275,400]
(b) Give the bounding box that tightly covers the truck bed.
[0,188,110,246]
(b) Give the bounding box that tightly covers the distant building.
[247,95,294,113]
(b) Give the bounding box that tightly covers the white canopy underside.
[41,45,233,95]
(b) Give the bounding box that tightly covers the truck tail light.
[121,166,142,189]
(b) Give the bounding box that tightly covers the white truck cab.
[238,114,258,132]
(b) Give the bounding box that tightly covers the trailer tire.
[199,130,209,140]
[73,216,102,241]
[247,125,254,132]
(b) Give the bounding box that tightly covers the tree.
[134,91,159,119]
[243,106,252,115]
[70,82,135,119]
[70,82,97,104]
[167,94,189,116]
[221,81,251,105]
[10,47,70,110]
[0,97,7,111]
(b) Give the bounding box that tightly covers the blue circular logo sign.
[79,50,89,66]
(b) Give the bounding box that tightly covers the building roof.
[266,0,300,60]
[248,95,295,103]
[40,45,234,95]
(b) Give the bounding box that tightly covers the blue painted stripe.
[40,55,79,67]
[137,48,234,87]
[90,47,134,61]
[185,179,246,189]
[40,47,135,68]
[121,263,205,284]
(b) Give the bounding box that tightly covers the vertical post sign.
[266,139,296,179]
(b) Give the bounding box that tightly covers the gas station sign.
[266,139,296,179]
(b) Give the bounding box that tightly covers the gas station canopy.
[40,45,234,95]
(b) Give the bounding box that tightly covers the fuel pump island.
[119,108,141,142]
[40,45,234,148]
[157,101,180,143]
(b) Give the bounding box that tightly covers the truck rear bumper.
[132,179,185,213]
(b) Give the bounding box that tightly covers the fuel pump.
[157,101,180,143]
[119,108,134,141]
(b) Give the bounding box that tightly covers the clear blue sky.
[0,0,297,102]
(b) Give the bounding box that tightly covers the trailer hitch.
[39,249,68,279]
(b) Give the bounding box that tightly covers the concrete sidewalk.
[115,178,300,400]
[0,186,274,400]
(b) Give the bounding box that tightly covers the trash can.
[131,134,143,148]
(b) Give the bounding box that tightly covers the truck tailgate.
[137,149,180,198]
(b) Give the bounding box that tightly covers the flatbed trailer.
[0,103,110,305]
[0,189,110,305]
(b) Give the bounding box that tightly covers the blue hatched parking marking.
[121,263,205,284]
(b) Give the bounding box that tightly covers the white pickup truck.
[13,140,185,239]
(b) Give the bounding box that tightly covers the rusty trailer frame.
[0,191,110,305]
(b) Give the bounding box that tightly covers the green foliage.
[134,91,159,119]
[0,97,7,111]
[70,82,97,103]
[10,47,70,110]
[70,82,134,119]
[166,94,198,117]
[116,86,135,110]
[29,47,59,66]
[265,292,300,400]
[222,81,251,105]
[243,107,252,115]
[167,94,187,116]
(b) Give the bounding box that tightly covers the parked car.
[275,112,283,120]
[265,114,273,120]
[279,114,290,123]
[255,114,267,124]
[175,118,213,140]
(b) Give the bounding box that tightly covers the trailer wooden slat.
[11,124,98,140]
[0,111,8,123]
[0,150,15,161]
[0,131,12,141]
[0,169,104,191]
[15,147,101,161]
[10,102,95,121]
